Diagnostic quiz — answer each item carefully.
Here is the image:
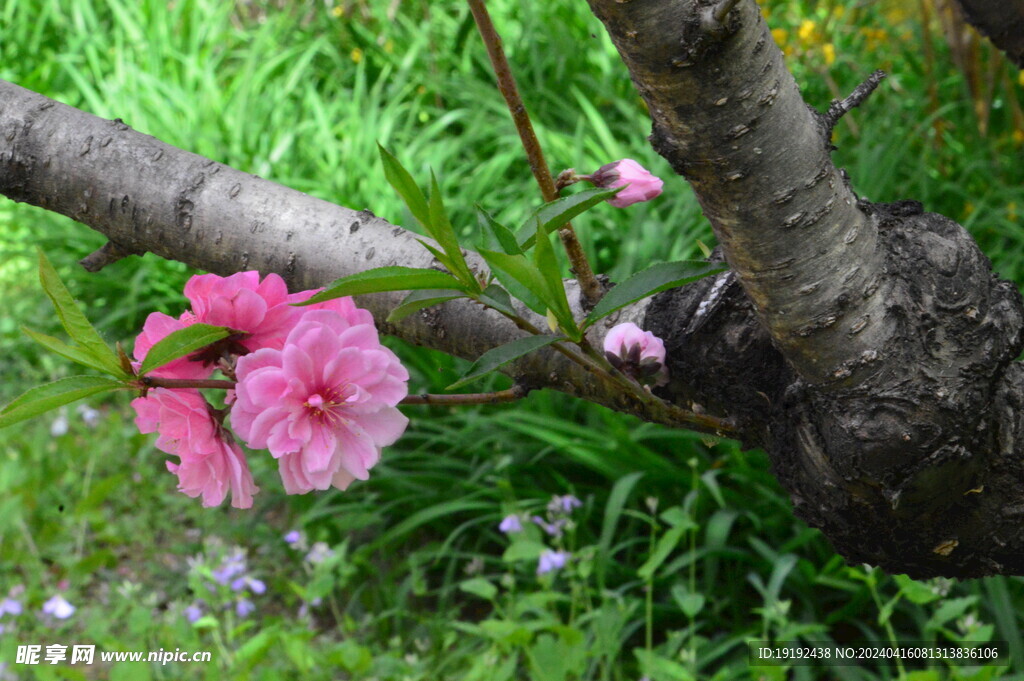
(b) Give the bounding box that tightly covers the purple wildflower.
[0,598,22,618]
[531,515,567,538]
[498,514,523,534]
[305,542,335,565]
[184,603,204,623]
[537,550,570,575]
[41,595,75,619]
[212,549,247,585]
[548,495,582,514]
[284,530,302,545]
[236,599,255,617]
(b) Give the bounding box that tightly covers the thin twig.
[466,0,604,305]
[79,240,143,272]
[402,385,528,406]
[823,70,887,136]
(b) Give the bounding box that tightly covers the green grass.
[2,0,1024,679]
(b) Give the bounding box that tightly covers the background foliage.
[1,0,1023,679]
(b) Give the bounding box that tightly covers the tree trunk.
[953,0,1024,67]
[4,0,1024,577]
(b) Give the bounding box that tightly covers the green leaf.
[459,577,498,601]
[518,187,621,250]
[502,539,549,563]
[428,171,475,287]
[478,249,553,316]
[139,323,232,375]
[477,205,521,255]
[670,585,706,618]
[22,327,127,377]
[378,144,431,231]
[448,334,564,390]
[386,289,465,323]
[637,523,690,581]
[297,267,466,305]
[532,218,578,339]
[597,472,644,591]
[0,376,124,429]
[416,238,456,275]
[37,249,122,375]
[478,284,518,318]
[584,261,724,328]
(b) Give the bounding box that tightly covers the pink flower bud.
[591,159,663,208]
[603,322,669,386]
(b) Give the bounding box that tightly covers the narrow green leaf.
[596,471,644,591]
[37,249,122,375]
[459,578,498,601]
[0,376,125,429]
[584,261,725,328]
[378,144,431,231]
[477,284,518,318]
[416,239,456,274]
[476,205,521,255]
[447,334,563,390]
[297,267,466,305]
[428,172,475,287]
[532,218,578,339]
[386,289,465,323]
[518,187,621,250]
[139,323,233,376]
[502,539,549,563]
[22,327,128,377]
[478,249,550,316]
[637,523,690,581]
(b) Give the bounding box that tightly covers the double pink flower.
[131,272,408,509]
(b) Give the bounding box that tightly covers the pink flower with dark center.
[231,309,409,494]
[133,389,258,508]
[590,159,664,208]
[603,322,669,387]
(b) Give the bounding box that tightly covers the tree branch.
[0,78,734,437]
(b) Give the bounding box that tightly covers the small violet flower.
[183,603,204,623]
[305,542,335,565]
[603,322,669,387]
[498,514,523,534]
[537,550,570,575]
[41,595,75,620]
[236,599,256,617]
[283,530,302,545]
[50,410,69,438]
[212,549,247,585]
[0,598,22,618]
[589,159,663,208]
[230,576,266,595]
[548,494,582,514]
[77,404,101,428]
[531,516,567,538]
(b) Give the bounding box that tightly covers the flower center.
[306,394,326,410]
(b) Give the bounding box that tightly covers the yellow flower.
[1013,129,1024,145]
[1009,202,1019,222]
[823,43,836,66]
[331,5,344,18]
[772,28,788,47]
[798,19,816,43]
[384,39,395,54]
[1018,71,1024,87]
[350,47,363,64]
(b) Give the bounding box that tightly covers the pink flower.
[133,312,212,380]
[132,389,257,508]
[590,159,664,208]
[603,322,669,386]
[184,272,300,352]
[231,309,409,494]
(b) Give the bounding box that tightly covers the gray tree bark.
[4,0,1024,577]
[953,0,1024,67]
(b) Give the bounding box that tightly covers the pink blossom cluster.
[131,272,409,509]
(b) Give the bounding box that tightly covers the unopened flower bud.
[603,322,669,387]
[590,159,663,208]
